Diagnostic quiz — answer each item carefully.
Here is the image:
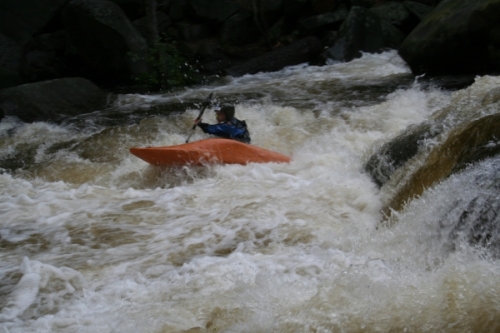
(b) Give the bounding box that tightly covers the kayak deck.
[130,138,291,166]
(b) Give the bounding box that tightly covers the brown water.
[1,51,500,332]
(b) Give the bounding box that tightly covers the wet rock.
[22,49,60,82]
[0,77,111,123]
[415,75,476,90]
[399,0,500,75]
[166,0,188,22]
[62,0,148,82]
[35,31,67,51]
[133,12,172,41]
[311,0,340,14]
[446,160,500,257]
[371,1,421,35]
[298,7,348,35]
[325,6,405,62]
[403,0,434,21]
[370,2,411,28]
[364,122,435,187]
[0,0,67,89]
[224,36,323,76]
[489,26,500,72]
[219,11,261,47]
[283,0,313,29]
[384,112,500,215]
[0,0,67,36]
[108,0,145,21]
[0,34,25,89]
[187,0,241,23]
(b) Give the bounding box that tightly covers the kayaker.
[194,104,251,143]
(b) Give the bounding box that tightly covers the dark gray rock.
[298,8,349,34]
[108,0,144,20]
[0,33,25,88]
[283,0,312,28]
[311,0,339,14]
[187,0,241,23]
[0,0,67,36]
[370,2,411,28]
[403,0,434,21]
[176,21,212,42]
[62,0,148,80]
[133,12,172,40]
[224,36,323,76]
[0,67,23,90]
[325,6,405,62]
[35,31,67,51]
[364,122,436,187]
[219,12,261,47]
[168,0,189,22]
[399,0,500,76]
[489,26,500,71]
[0,0,67,88]
[0,77,110,123]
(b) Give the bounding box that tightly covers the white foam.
[1,53,499,332]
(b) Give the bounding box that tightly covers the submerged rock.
[364,122,436,187]
[446,158,500,256]
[383,112,500,216]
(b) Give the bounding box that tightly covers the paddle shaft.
[186,92,213,143]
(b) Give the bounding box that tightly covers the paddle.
[185,92,213,143]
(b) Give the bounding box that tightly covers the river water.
[1,51,500,332]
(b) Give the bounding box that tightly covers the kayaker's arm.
[200,123,246,139]
[196,122,210,132]
[185,92,213,143]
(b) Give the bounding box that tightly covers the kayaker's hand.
[194,118,200,125]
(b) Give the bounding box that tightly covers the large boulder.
[0,77,110,123]
[224,36,323,76]
[384,112,500,215]
[311,0,340,14]
[108,0,145,21]
[370,1,417,34]
[187,0,284,47]
[364,122,436,188]
[324,6,405,62]
[187,0,241,23]
[0,0,67,89]
[219,11,261,46]
[399,0,500,75]
[62,0,148,82]
[0,34,25,89]
[0,0,67,36]
[298,7,349,35]
[403,0,434,21]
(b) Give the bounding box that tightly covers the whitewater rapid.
[2,51,500,332]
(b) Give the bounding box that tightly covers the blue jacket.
[197,118,251,143]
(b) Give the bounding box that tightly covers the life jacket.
[229,117,251,144]
[198,117,251,144]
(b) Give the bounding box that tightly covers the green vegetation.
[132,39,200,92]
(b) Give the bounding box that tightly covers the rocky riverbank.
[1,0,500,121]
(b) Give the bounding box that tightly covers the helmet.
[215,104,235,120]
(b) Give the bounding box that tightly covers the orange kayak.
[130,138,291,166]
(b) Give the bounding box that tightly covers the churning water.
[1,51,500,332]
